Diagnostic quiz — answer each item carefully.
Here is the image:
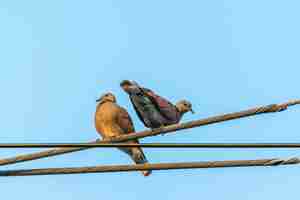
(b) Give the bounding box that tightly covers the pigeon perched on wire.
[120,80,194,129]
[95,92,151,176]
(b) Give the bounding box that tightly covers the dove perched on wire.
[95,92,151,176]
[120,80,194,129]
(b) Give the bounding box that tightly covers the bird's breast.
[95,103,121,138]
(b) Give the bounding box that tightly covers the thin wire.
[1,143,300,148]
[1,157,299,176]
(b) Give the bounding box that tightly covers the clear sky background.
[0,0,299,199]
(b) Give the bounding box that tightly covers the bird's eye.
[185,103,191,108]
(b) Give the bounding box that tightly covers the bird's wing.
[116,106,141,145]
[115,106,151,176]
[129,96,150,128]
[122,84,153,128]
[144,89,180,123]
[117,106,136,134]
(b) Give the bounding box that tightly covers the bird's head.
[96,92,116,104]
[175,100,195,115]
[120,80,134,93]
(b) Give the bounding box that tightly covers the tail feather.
[119,147,152,177]
[131,148,147,163]
[131,148,152,177]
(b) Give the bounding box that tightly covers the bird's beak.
[190,108,195,114]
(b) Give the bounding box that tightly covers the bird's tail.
[119,147,152,177]
[131,147,152,177]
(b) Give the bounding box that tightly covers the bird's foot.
[102,136,119,143]
[154,125,167,136]
[108,135,120,142]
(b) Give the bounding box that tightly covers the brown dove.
[95,92,151,176]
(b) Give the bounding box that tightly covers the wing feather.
[117,106,135,134]
[143,89,180,124]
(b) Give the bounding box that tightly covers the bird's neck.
[175,105,187,118]
[97,100,114,108]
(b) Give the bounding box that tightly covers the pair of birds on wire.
[95,80,195,176]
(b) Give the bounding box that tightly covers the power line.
[0,157,299,176]
[1,143,300,148]
[0,99,299,167]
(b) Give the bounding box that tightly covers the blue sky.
[0,0,299,199]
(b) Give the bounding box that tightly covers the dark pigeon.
[120,80,194,129]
